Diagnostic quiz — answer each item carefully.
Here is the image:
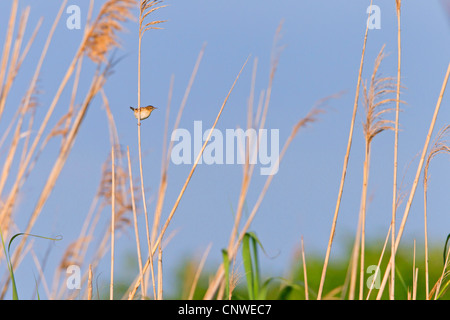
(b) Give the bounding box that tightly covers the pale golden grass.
[85,0,136,63]
[151,45,205,247]
[188,244,212,300]
[135,1,165,299]
[359,45,396,299]
[364,225,391,299]
[88,264,93,300]
[129,55,250,300]
[423,125,450,299]
[376,62,450,299]
[157,244,163,299]
[390,0,402,299]
[0,0,137,298]
[430,238,450,299]
[317,0,373,299]
[0,0,449,301]
[1,0,138,298]
[127,146,146,298]
[203,22,336,299]
[204,82,339,300]
[301,236,309,300]
[110,146,116,300]
[227,22,283,262]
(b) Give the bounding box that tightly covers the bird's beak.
[130,106,134,111]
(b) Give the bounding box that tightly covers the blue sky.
[0,1,449,298]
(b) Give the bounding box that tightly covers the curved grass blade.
[0,230,18,300]
[249,232,260,297]
[2,232,62,300]
[243,232,267,299]
[256,277,275,300]
[242,233,254,299]
[221,249,230,300]
[7,233,62,254]
[34,276,40,300]
[443,233,450,265]
[278,285,293,300]
[436,274,450,300]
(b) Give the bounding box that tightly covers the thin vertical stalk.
[301,236,309,300]
[188,244,212,300]
[157,244,163,300]
[359,142,371,300]
[88,264,93,300]
[136,1,161,298]
[127,146,146,298]
[110,146,115,300]
[423,182,430,299]
[376,62,450,299]
[129,57,249,300]
[317,0,372,299]
[390,0,402,300]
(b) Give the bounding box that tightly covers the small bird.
[130,105,156,121]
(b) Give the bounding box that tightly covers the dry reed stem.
[0,0,132,254]
[151,76,174,248]
[0,0,68,232]
[365,225,391,299]
[412,240,417,300]
[347,212,361,300]
[157,244,163,300]
[110,146,116,300]
[431,240,450,299]
[151,45,205,246]
[188,244,212,300]
[317,0,372,299]
[30,249,50,298]
[0,6,32,121]
[390,0,402,300]
[0,1,70,298]
[0,0,18,121]
[128,57,249,300]
[204,99,332,299]
[376,62,450,299]
[8,67,108,278]
[359,46,395,299]
[358,141,370,300]
[64,93,126,290]
[227,58,260,255]
[153,55,248,254]
[88,264,93,300]
[226,23,283,276]
[301,236,309,300]
[127,146,146,298]
[136,1,164,298]
[423,125,450,299]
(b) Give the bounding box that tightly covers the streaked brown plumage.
[130,105,156,120]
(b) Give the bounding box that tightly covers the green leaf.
[34,276,40,300]
[242,232,266,300]
[0,231,62,300]
[222,249,230,300]
[250,233,260,297]
[7,233,62,256]
[256,277,275,300]
[277,285,293,300]
[443,233,450,266]
[0,230,18,300]
[242,233,254,299]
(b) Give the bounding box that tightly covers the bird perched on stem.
[130,105,156,121]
